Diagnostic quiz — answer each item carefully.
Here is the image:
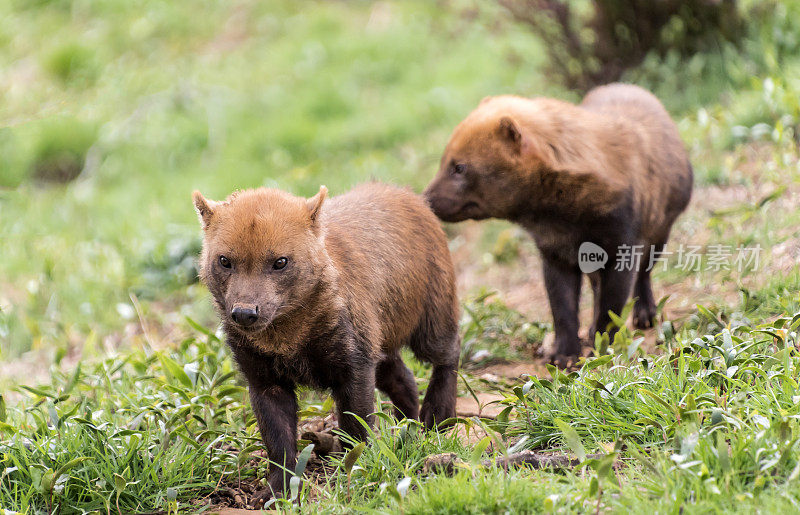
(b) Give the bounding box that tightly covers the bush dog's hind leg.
[410,315,459,429]
[633,270,657,329]
[633,243,664,329]
[249,383,298,500]
[419,362,458,428]
[542,258,582,362]
[591,266,637,341]
[376,353,420,420]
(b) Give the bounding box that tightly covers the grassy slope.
[0,0,546,361]
[3,0,800,513]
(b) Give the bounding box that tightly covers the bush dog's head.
[193,186,328,338]
[424,96,571,223]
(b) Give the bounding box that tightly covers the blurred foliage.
[0,0,547,358]
[135,230,202,298]
[490,228,524,264]
[0,117,97,187]
[43,42,99,86]
[31,117,97,184]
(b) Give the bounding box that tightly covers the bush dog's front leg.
[542,257,582,363]
[249,383,298,500]
[332,370,376,444]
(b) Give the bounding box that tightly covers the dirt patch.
[208,508,276,515]
[456,391,507,418]
[201,478,267,511]
[451,221,552,321]
[472,360,548,381]
[203,4,252,56]
[200,451,335,511]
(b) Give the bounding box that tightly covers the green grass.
[507,316,800,512]
[6,306,800,513]
[0,319,469,512]
[4,0,800,513]
[460,289,549,368]
[1,328,253,512]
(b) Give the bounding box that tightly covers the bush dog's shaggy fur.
[193,183,460,500]
[424,83,692,365]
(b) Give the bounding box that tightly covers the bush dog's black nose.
[231,306,258,327]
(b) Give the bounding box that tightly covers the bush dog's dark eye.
[218,255,231,269]
[453,163,467,175]
[273,257,288,270]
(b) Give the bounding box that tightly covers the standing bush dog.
[424,83,692,365]
[193,183,460,501]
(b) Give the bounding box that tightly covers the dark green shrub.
[30,117,97,184]
[43,42,98,86]
[500,0,743,91]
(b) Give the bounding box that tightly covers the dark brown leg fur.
[376,354,420,420]
[633,243,663,329]
[632,271,657,329]
[542,258,582,362]
[409,310,460,429]
[249,384,298,500]
[419,364,458,428]
[590,266,636,341]
[332,368,376,444]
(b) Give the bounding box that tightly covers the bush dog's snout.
[231,304,258,327]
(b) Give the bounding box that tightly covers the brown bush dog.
[424,83,692,365]
[193,183,460,501]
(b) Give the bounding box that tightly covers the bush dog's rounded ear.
[498,116,561,169]
[306,185,328,223]
[497,116,522,151]
[192,191,218,229]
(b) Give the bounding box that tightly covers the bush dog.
[424,83,692,365]
[193,183,460,500]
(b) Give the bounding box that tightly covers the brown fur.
[194,183,460,501]
[424,83,692,364]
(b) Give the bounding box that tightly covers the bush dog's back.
[193,183,460,503]
[320,183,460,356]
[580,83,693,245]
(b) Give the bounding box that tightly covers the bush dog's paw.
[632,304,657,329]
[545,352,579,369]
